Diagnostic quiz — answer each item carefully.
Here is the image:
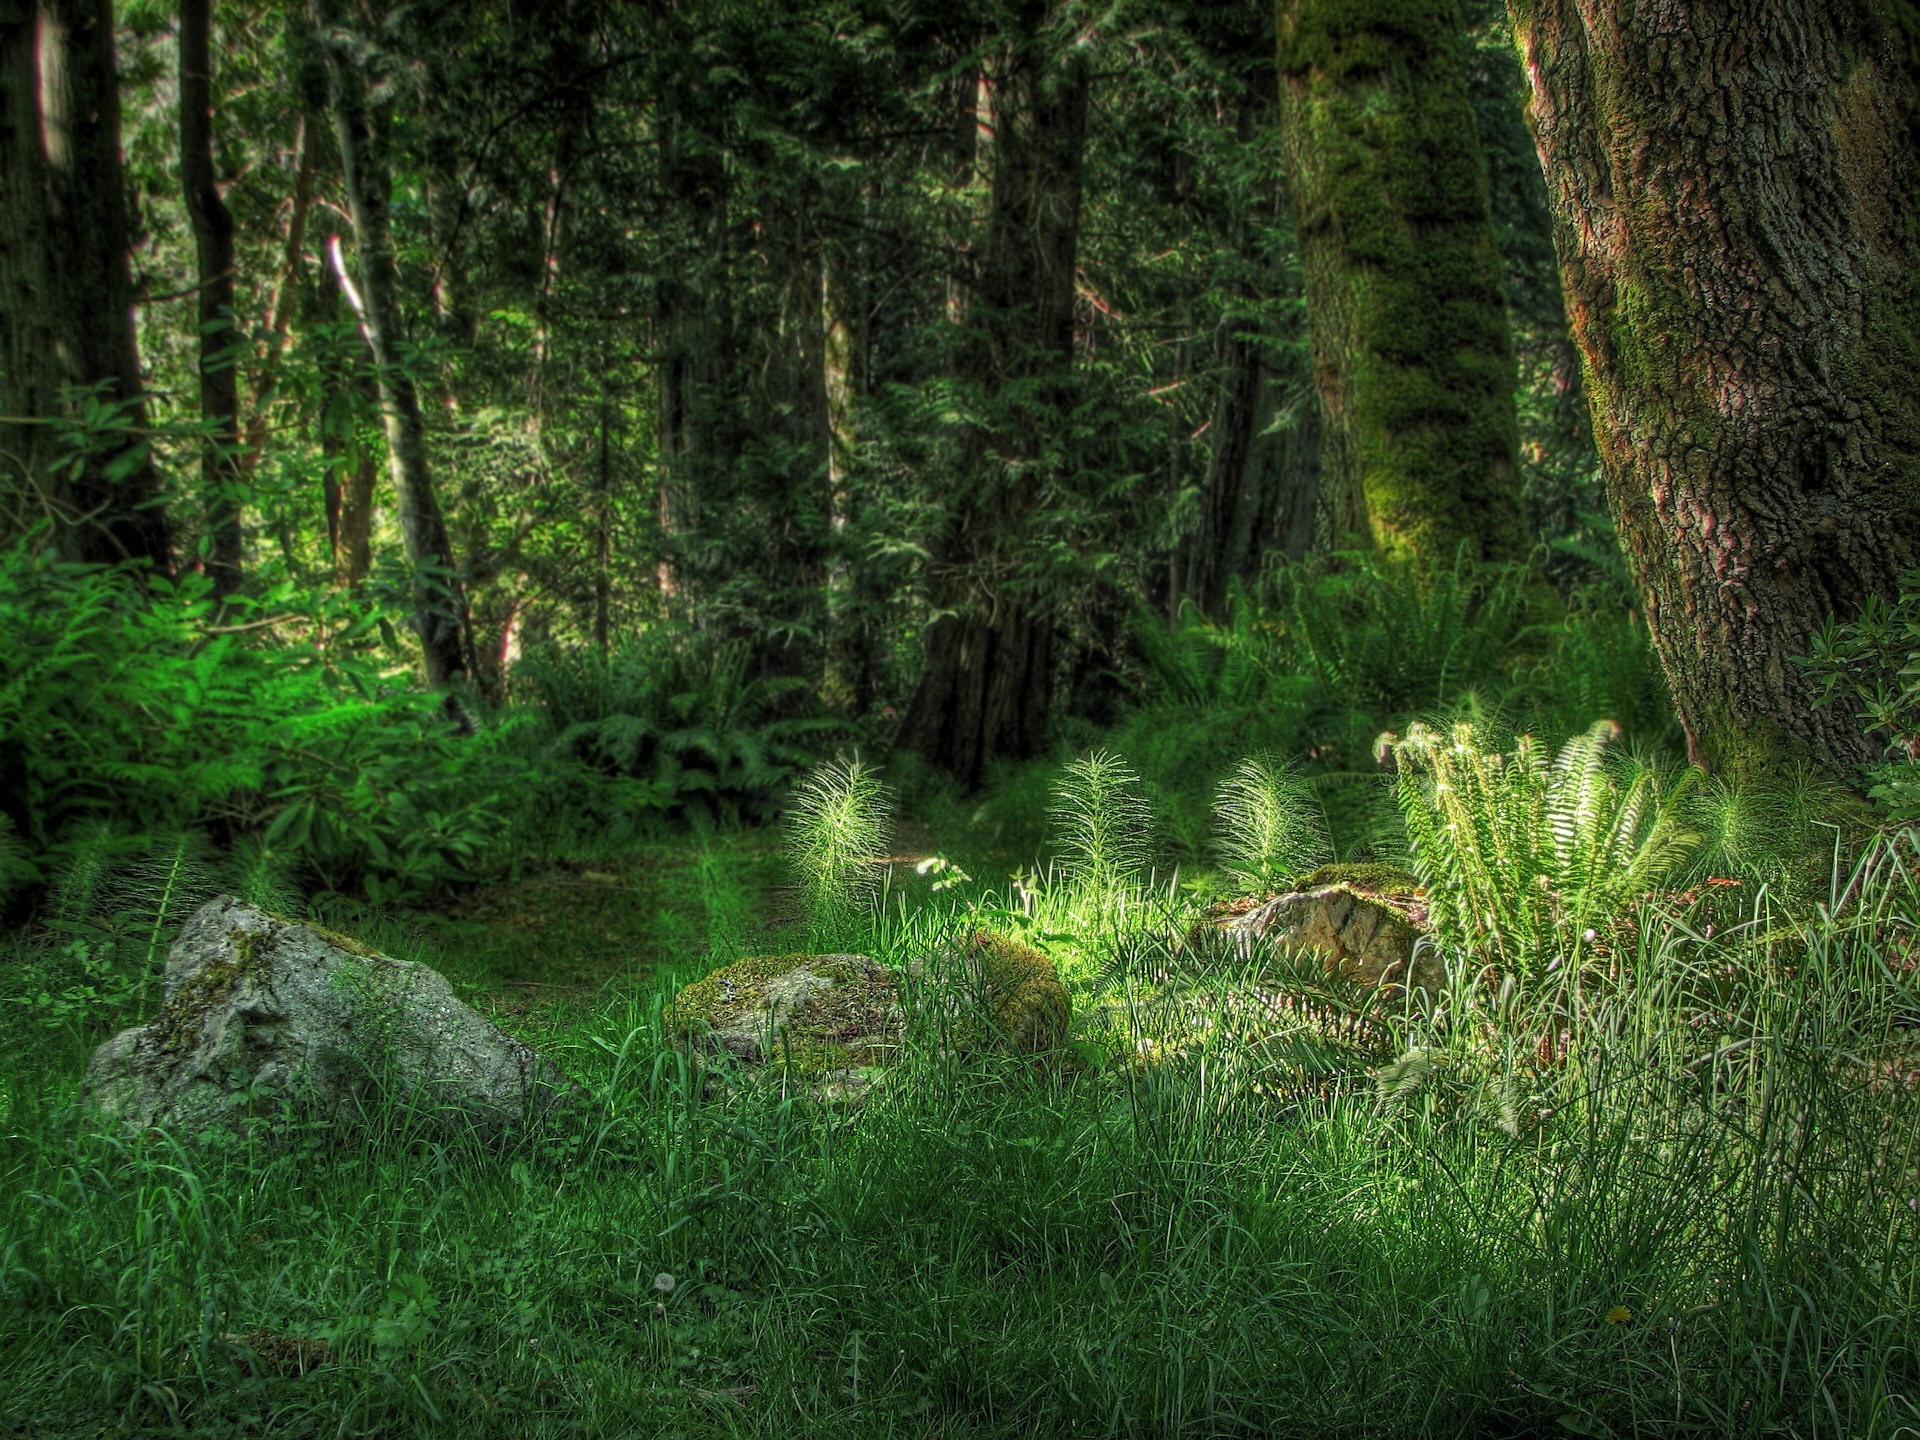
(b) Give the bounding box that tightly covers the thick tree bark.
[0,0,169,567]
[179,0,242,598]
[315,0,467,686]
[1509,0,1920,776]
[898,8,1090,785]
[1276,0,1527,565]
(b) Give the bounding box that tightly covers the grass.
[1,807,1917,1437]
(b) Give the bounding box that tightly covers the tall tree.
[897,3,1091,785]
[313,0,468,686]
[180,0,243,598]
[0,0,169,568]
[1275,0,1527,564]
[1508,0,1920,776]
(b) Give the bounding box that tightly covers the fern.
[1213,754,1330,893]
[1386,719,1698,975]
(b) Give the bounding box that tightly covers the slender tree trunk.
[1509,0,1920,776]
[315,0,467,686]
[179,0,242,598]
[899,10,1090,785]
[593,374,613,651]
[1276,0,1526,565]
[1188,338,1322,614]
[0,0,169,567]
[820,240,865,710]
[241,112,316,479]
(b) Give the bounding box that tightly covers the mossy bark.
[1276,0,1528,566]
[1508,0,1920,777]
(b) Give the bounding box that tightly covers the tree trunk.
[315,0,467,686]
[0,0,169,568]
[1276,0,1527,565]
[898,9,1090,785]
[1508,0,1920,776]
[1187,337,1322,614]
[179,0,242,599]
[241,112,315,481]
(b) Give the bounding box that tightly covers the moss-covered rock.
[1216,878,1439,994]
[666,933,1072,1089]
[909,929,1072,1056]
[85,897,570,1137]
[664,953,903,1073]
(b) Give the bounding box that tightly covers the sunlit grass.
[1,822,1915,1437]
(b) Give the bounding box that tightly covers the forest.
[2,0,1919,1434]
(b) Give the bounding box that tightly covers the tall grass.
[0,822,1914,1437]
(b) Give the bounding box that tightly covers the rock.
[1216,870,1440,994]
[907,930,1072,1054]
[85,897,569,1137]
[665,952,904,1071]
[664,931,1071,1092]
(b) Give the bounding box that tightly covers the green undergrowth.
[2,793,1917,1436]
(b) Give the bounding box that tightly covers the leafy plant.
[787,755,895,942]
[1385,719,1699,975]
[1804,571,1920,823]
[517,632,848,830]
[1049,749,1152,902]
[1213,754,1330,894]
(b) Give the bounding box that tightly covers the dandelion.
[653,1273,677,1295]
[1605,1305,1632,1325]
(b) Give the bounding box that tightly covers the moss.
[954,930,1071,1053]
[665,953,902,1074]
[149,924,274,1053]
[1278,0,1526,566]
[1293,861,1422,898]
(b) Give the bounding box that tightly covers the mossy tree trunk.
[897,5,1090,787]
[1,0,170,568]
[1275,0,1528,565]
[1508,0,1920,776]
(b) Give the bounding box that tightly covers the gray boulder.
[85,897,568,1136]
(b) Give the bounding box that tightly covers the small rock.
[664,932,1071,1093]
[85,897,570,1137]
[1218,876,1440,994]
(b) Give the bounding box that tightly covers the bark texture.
[1509,0,1920,775]
[1186,316,1323,616]
[899,6,1089,786]
[0,0,168,566]
[1276,0,1528,565]
[315,0,468,686]
[180,0,242,597]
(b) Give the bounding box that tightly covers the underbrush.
[2,758,1915,1437]
[0,545,848,910]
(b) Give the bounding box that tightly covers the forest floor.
[2,818,1916,1439]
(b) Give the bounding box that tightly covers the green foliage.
[1049,749,1153,902]
[0,547,499,903]
[1805,570,1920,822]
[1213,754,1331,894]
[1277,550,1533,717]
[516,634,847,831]
[1386,719,1698,975]
[786,755,895,943]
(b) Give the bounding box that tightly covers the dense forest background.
[3,1,1920,1435]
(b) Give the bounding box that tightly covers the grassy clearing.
[2,806,1917,1439]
